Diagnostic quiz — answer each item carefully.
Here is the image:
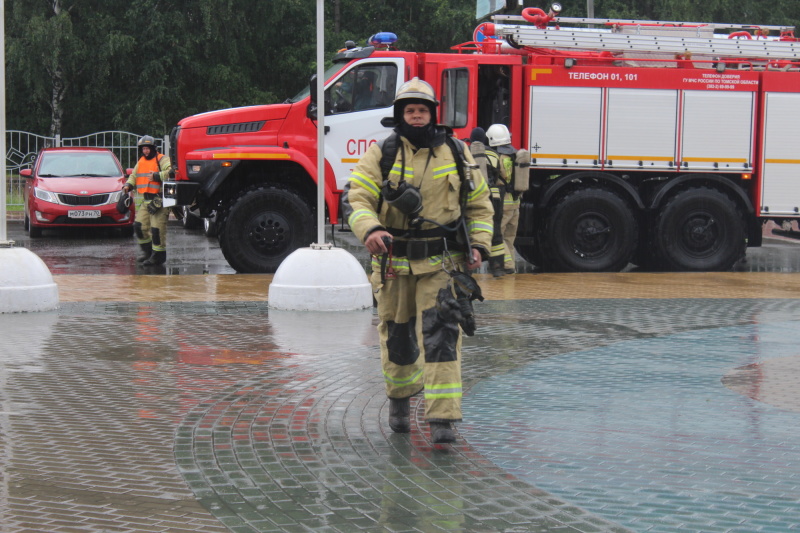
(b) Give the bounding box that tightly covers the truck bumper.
[163,181,200,207]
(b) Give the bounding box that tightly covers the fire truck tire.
[203,214,218,238]
[544,188,637,272]
[218,186,314,273]
[654,186,746,271]
[514,242,541,267]
[181,206,202,229]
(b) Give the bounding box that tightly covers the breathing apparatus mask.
[382,179,423,226]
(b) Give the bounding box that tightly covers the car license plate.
[68,210,101,219]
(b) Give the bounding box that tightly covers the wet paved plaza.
[2,220,800,532]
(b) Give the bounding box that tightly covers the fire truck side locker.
[528,85,602,168]
[760,71,800,216]
[681,90,754,173]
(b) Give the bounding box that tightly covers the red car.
[21,147,134,237]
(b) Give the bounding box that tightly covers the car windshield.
[286,63,347,103]
[38,152,121,177]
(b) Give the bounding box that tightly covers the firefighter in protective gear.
[123,135,172,267]
[342,77,494,445]
[476,126,507,278]
[486,124,520,274]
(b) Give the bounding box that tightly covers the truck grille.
[207,121,265,135]
[58,193,109,206]
[169,126,180,168]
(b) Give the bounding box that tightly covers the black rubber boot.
[388,398,410,433]
[430,422,456,444]
[491,257,506,278]
[137,243,153,263]
[142,250,166,266]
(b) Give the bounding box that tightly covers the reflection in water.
[0,312,59,528]
[268,308,376,355]
[378,436,468,533]
[0,312,58,372]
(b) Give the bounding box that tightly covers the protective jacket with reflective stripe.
[342,130,494,276]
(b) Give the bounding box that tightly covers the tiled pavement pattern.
[2,272,800,532]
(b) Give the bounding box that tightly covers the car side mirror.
[20,169,32,178]
[307,74,318,120]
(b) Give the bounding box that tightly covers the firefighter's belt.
[386,225,457,239]
[390,239,459,260]
[143,192,159,200]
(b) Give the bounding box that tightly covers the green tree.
[5,0,799,137]
[7,0,135,136]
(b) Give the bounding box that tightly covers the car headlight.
[108,190,123,203]
[33,187,58,203]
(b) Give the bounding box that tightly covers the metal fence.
[5,131,169,210]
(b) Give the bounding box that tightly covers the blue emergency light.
[368,32,398,47]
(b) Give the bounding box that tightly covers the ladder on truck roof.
[491,14,800,62]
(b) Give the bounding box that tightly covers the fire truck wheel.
[514,201,543,267]
[654,186,746,271]
[514,242,540,267]
[181,206,202,229]
[544,187,638,272]
[218,185,314,273]
[203,213,218,238]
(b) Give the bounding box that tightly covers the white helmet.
[486,124,511,147]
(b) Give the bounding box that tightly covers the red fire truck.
[163,4,800,273]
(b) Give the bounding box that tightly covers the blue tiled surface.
[5,295,800,532]
[463,311,800,532]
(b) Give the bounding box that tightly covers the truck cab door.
[324,59,405,190]
[426,62,474,139]
[427,57,521,142]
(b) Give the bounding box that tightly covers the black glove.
[435,287,464,325]
[151,171,162,183]
[147,196,163,214]
[454,284,477,336]
[116,192,132,214]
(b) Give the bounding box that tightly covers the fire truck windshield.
[287,63,348,103]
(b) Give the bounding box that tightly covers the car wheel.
[218,185,314,273]
[23,214,29,231]
[120,226,135,238]
[28,223,42,238]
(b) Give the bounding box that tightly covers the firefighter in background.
[472,127,507,278]
[123,136,172,267]
[342,78,494,444]
[486,124,521,275]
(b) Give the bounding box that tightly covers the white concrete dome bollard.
[0,248,59,313]
[268,245,372,311]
